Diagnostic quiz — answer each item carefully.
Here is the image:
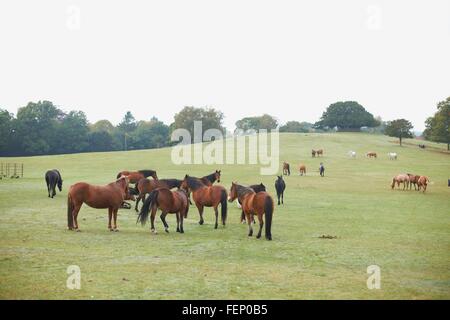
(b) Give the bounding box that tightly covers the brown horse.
[239,183,267,223]
[180,175,227,229]
[116,170,158,183]
[417,176,430,193]
[229,182,274,240]
[407,173,421,190]
[137,188,189,234]
[67,176,134,231]
[299,164,306,176]
[366,152,377,158]
[391,174,410,190]
[282,162,290,175]
[200,170,221,186]
[133,178,182,211]
[312,149,323,157]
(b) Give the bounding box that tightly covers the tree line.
[0,98,448,156]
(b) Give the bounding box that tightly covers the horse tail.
[287,166,290,175]
[391,177,395,189]
[116,172,122,179]
[67,192,74,229]
[220,189,227,225]
[137,189,159,226]
[264,196,273,240]
[130,182,139,196]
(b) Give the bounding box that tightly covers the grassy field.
[0,133,449,299]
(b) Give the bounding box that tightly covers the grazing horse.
[228,182,274,240]
[116,170,158,183]
[180,175,228,229]
[275,176,286,205]
[407,173,420,190]
[67,176,135,231]
[133,178,183,212]
[239,183,267,223]
[282,162,291,175]
[200,170,221,186]
[311,150,316,157]
[366,152,377,158]
[388,152,397,160]
[316,149,323,157]
[137,188,189,234]
[299,164,306,176]
[391,174,410,190]
[417,176,430,193]
[45,169,63,198]
[348,151,356,158]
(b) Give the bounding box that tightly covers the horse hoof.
[76,229,81,232]
[165,228,169,233]
[199,220,204,225]
[256,235,261,239]
[114,229,119,232]
[266,236,272,240]
[214,224,218,229]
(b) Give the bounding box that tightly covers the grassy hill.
[0,133,449,299]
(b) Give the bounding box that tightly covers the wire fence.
[0,163,24,179]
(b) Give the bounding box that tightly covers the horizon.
[1,1,449,131]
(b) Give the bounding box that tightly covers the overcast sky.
[1,0,449,131]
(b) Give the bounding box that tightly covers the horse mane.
[202,172,217,183]
[160,179,182,188]
[139,170,156,177]
[235,184,255,198]
[185,176,207,191]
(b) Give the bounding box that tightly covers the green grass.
[1,133,449,299]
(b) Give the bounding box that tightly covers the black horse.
[45,169,63,198]
[275,176,286,205]
[239,183,266,224]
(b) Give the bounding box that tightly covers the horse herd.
[43,147,432,241]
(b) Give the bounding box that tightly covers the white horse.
[348,151,356,158]
[388,152,397,160]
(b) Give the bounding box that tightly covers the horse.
[316,149,323,157]
[45,169,63,198]
[391,174,410,190]
[366,152,377,158]
[311,150,316,157]
[282,162,290,175]
[137,188,189,234]
[200,170,221,186]
[239,183,267,223]
[388,152,397,160]
[228,182,274,240]
[348,151,356,158]
[180,175,228,229]
[417,176,430,193]
[133,178,183,211]
[116,170,158,183]
[407,173,420,190]
[299,164,306,176]
[275,176,286,205]
[67,176,135,231]
[419,144,426,149]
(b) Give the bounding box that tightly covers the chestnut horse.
[229,182,274,240]
[67,176,134,231]
[299,164,306,176]
[417,176,430,193]
[133,178,182,211]
[200,170,221,186]
[407,173,421,190]
[282,162,290,175]
[366,152,377,158]
[137,188,189,234]
[312,149,323,157]
[180,175,228,229]
[116,170,158,183]
[391,174,410,190]
[239,183,267,223]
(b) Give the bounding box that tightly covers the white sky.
[1,0,449,131]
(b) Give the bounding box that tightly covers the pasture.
[0,133,449,299]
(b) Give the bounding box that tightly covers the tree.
[279,121,313,133]
[423,97,450,150]
[117,111,137,150]
[384,119,414,146]
[88,130,114,152]
[90,120,115,133]
[172,106,225,139]
[132,117,170,149]
[235,114,278,132]
[55,111,90,153]
[314,101,379,131]
[15,101,63,155]
[0,109,13,154]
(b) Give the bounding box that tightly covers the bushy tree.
[235,114,278,132]
[279,121,313,133]
[423,97,450,150]
[132,117,169,149]
[0,109,13,154]
[384,119,414,146]
[172,106,225,139]
[314,101,379,131]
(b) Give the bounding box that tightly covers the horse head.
[228,182,238,202]
[215,170,221,183]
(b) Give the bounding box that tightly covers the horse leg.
[73,205,82,231]
[160,211,169,233]
[108,207,113,231]
[46,179,51,197]
[52,181,56,198]
[240,210,246,224]
[135,194,142,212]
[113,208,119,232]
[196,204,204,225]
[256,213,264,239]
[281,191,284,204]
[277,192,280,205]
[213,205,219,229]
[176,212,180,232]
[179,211,184,233]
[150,206,157,234]
[246,213,253,237]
